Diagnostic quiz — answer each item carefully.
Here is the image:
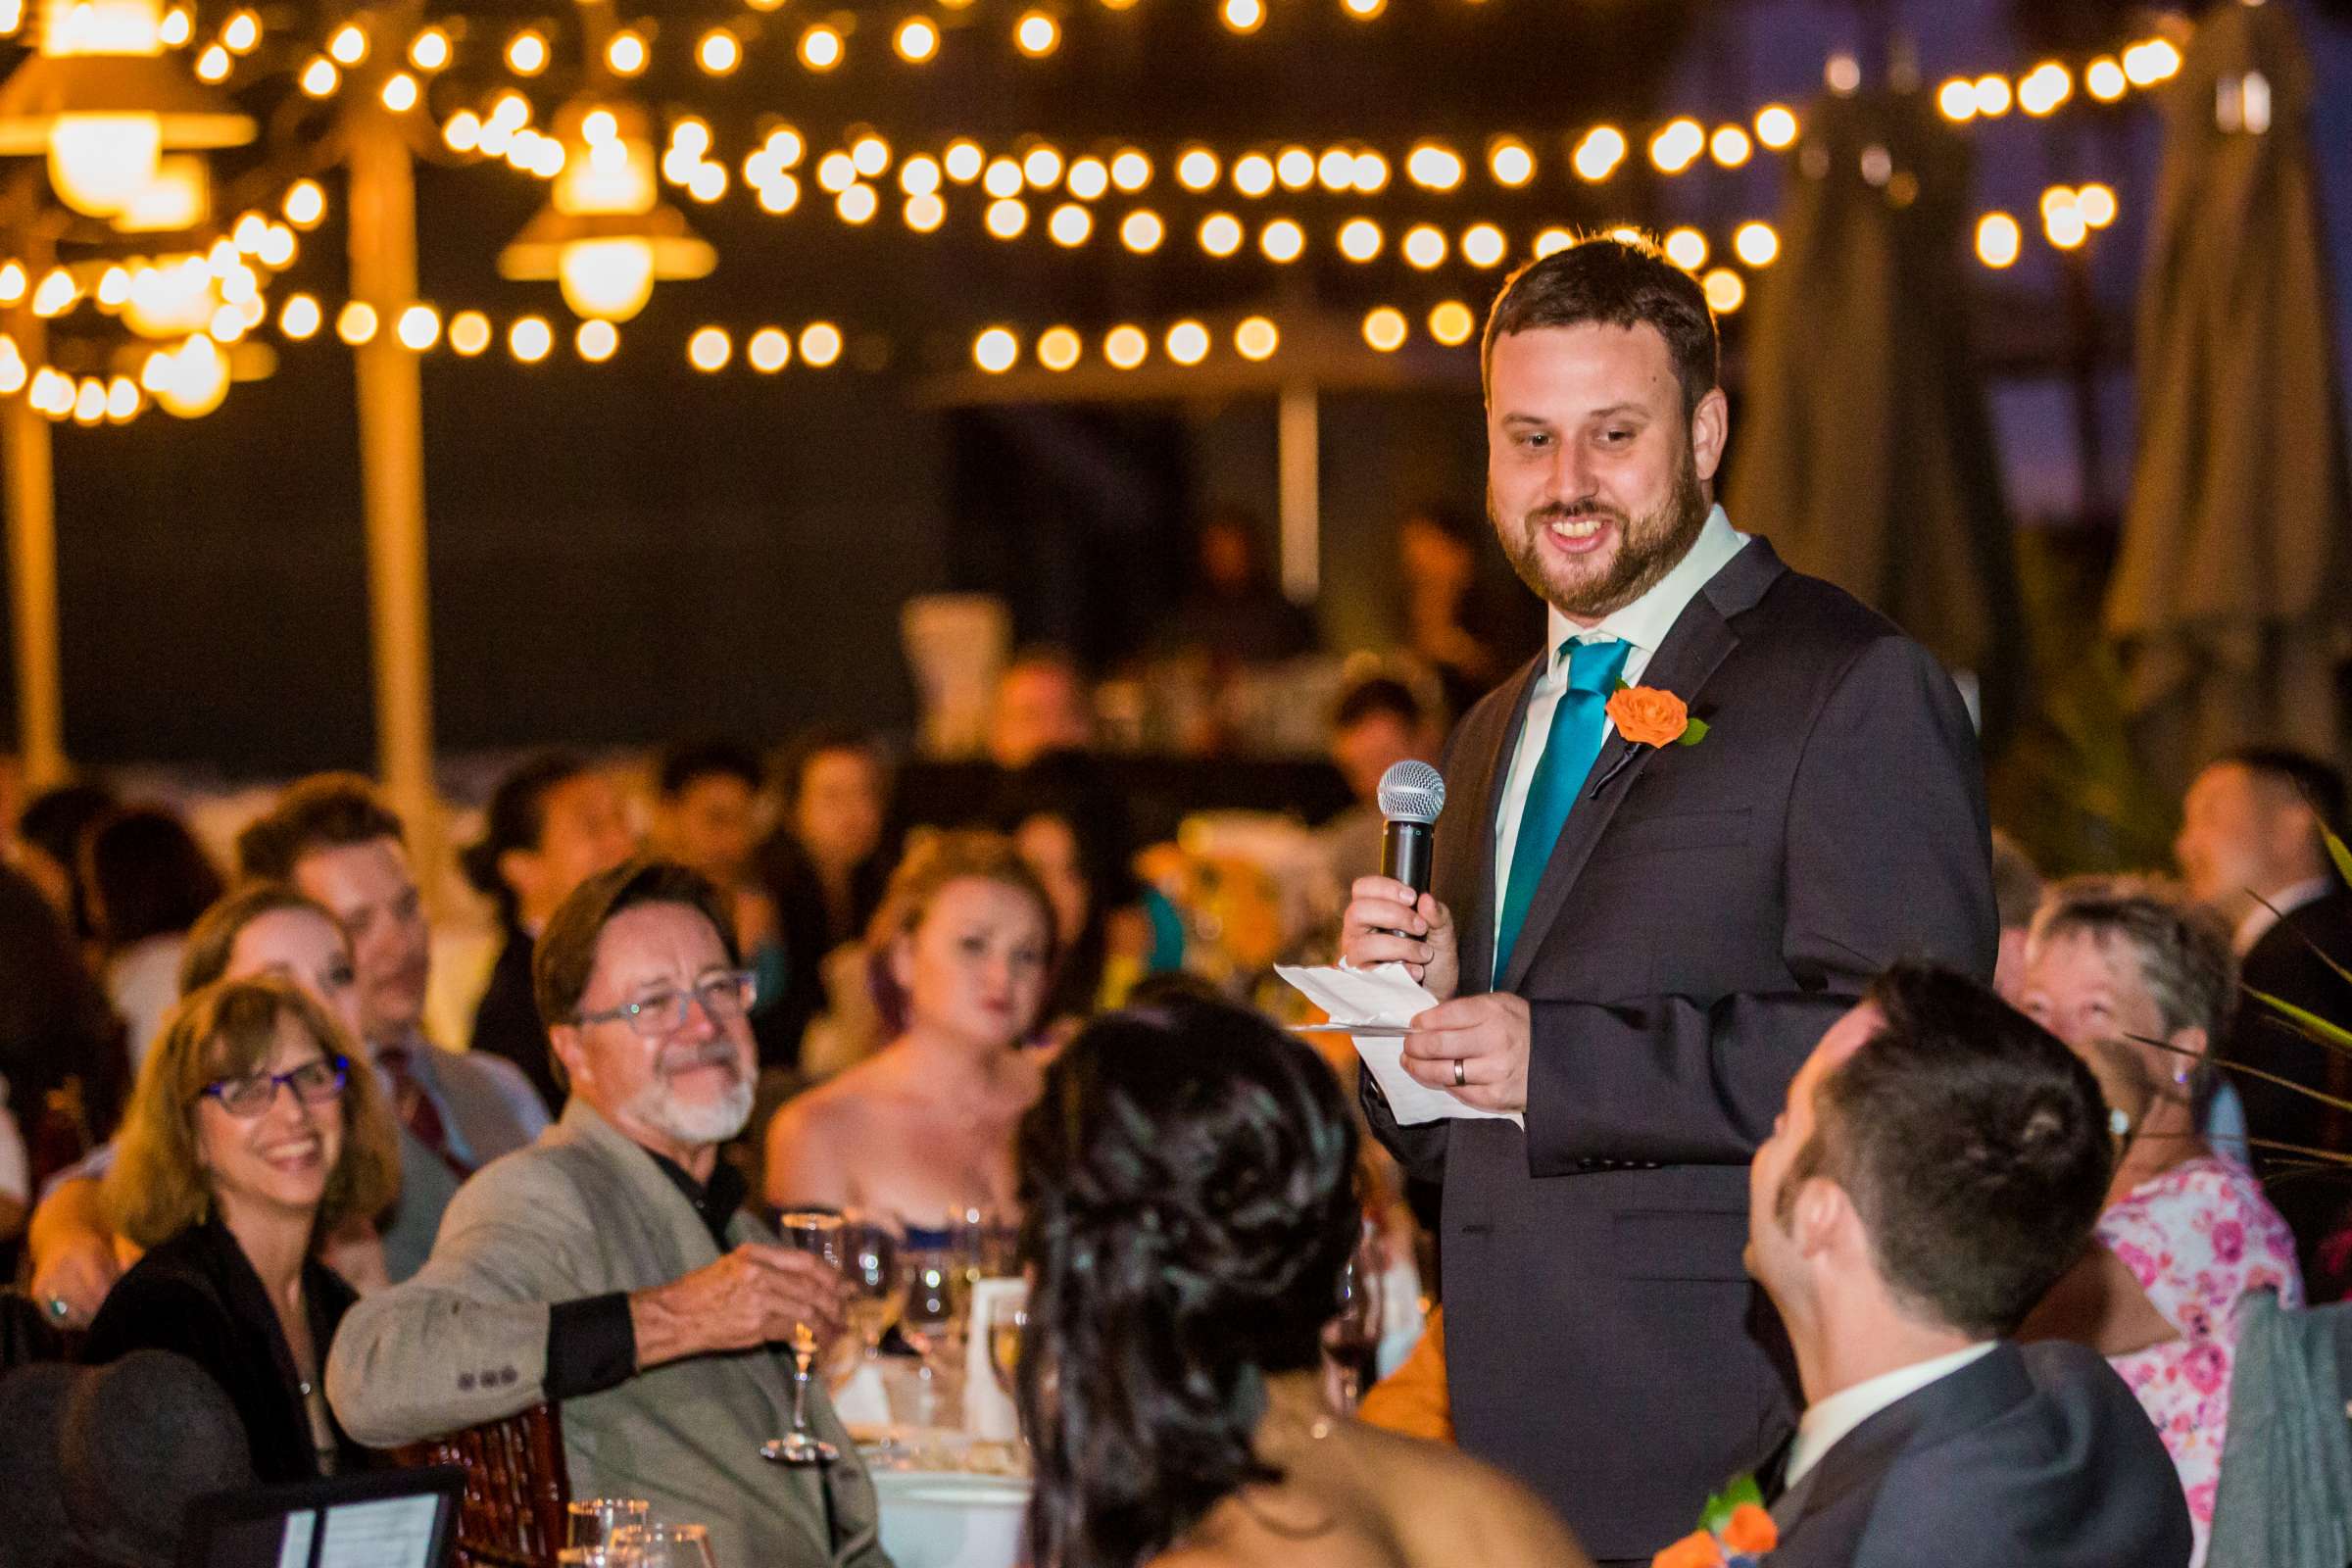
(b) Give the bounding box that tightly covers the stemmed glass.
[1322,1226,1383,1411]
[564,1499,650,1552]
[840,1215,904,1361]
[767,1210,845,1465]
[610,1522,718,1568]
[985,1295,1028,1398]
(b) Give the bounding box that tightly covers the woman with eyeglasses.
[84,974,401,1482]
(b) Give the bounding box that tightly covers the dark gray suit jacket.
[1365,537,1996,1559]
[1765,1342,2191,1568]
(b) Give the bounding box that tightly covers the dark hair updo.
[1013,999,1361,1568]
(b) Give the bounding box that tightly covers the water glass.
[565,1498,651,1551]
[777,1208,845,1271]
[611,1522,718,1568]
[840,1216,904,1355]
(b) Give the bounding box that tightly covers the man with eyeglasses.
[327,858,885,1568]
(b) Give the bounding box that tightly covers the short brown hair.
[106,975,400,1249]
[866,829,1057,1036]
[533,858,739,1031]
[234,774,404,881]
[1794,964,2112,1339]
[1481,232,1719,419]
[177,881,340,995]
[2028,875,2238,1046]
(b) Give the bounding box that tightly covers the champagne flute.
[776,1208,845,1271]
[610,1522,718,1568]
[984,1295,1028,1398]
[840,1216,904,1359]
[1322,1227,1383,1411]
[564,1498,650,1551]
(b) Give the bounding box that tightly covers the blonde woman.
[86,975,399,1482]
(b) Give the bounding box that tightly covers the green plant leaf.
[2325,823,2352,891]
[1679,717,1710,746]
[2243,989,2352,1061]
[1700,1474,1763,1535]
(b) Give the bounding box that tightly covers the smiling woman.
[87,975,399,1484]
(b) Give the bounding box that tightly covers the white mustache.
[659,1039,740,1076]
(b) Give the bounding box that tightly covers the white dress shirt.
[2233,875,2332,956]
[1783,1341,1996,1489]
[1492,504,1751,952]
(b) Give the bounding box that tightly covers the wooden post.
[345,97,439,870]
[4,305,65,790]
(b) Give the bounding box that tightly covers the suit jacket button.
[458,1372,476,1392]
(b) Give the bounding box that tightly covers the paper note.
[1276,962,1523,1129]
[318,1496,443,1568]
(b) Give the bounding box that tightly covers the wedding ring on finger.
[1452,1058,1467,1088]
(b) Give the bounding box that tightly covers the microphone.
[1377,760,1446,897]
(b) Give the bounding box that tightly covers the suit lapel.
[1497,596,1740,995]
[1454,655,1542,999]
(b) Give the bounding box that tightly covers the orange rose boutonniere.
[1606,682,1710,749]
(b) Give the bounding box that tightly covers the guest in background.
[2016,878,2301,1564]
[1988,829,2044,1006]
[2175,747,2352,1277]
[1014,999,1588,1568]
[0,866,127,1195]
[0,1084,24,1245]
[83,807,224,1070]
[756,727,894,1073]
[240,775,547,1276]
[15,781,118,945]
[988,647,1097,771]
[87,976,400,1482]
[1396,502,1532,722]
[995,751,1169,1024]
[328,859,884,1568]
[1738,964,2189,1568]
[460,753,637,1113]
[1159,503,1319,667]
[27,880,384,1328]
[655,738,788,1058]
[1318,675,1443,893]
[765,831,1054,1227]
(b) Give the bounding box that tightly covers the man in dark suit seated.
[2176,746,2352,1287]
[1733,964,2190,1568]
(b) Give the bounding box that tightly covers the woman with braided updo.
[1013,999,1590,1568]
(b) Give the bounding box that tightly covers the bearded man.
[328,859,888,1568]
[1342,236,1996,1564]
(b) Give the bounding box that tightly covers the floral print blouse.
[2099,1155,2303,1568]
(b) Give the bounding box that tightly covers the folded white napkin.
[1276,962,1523,1129]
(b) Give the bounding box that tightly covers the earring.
[2109,1107,2132,1138]
[2173,1062,2194,1088]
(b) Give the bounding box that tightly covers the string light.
[1663,227,1708,270]
[801,26,844,71]
[1405,142,1464,191]
[945,141,985,183]
[1317,146,1355,191]
[1754,105,1799,149]
[974,326,1019,372]
[1975,212,2021,268]
[444,112,481,153]
[0,264,25,304]
[1110,150,1152,192]
[1014,12,1058,57]
[896,18,940,62]
[1701,269,1744,313]
[901,156,943,196]
[2084,57,2127,101]
[749,327,791,372]
[1338,217,1381,262]
[986,198,1029,238]
[1233,154,1274,197]
[1400,223,1446,269]
[381,73,419,112]
[336,301,378,344]
[195,43,228,80]
[1260,217,1304,263]
[2019,61,2071,116]
[1038,325,1081,371]
[327,24,367,65]
[449,312,492,356]
[1937,78,1978,122]
[410,26,450,71]
[857,136,896,178]
[1709,124,1752,168]
[1165,319,1210,365]
[1049,203,1092,245]
[837,183,879,223]
[1352,150,1389,192]
[1199,213,1244,257]
[279,294,320,339]
[159,7,191,47]
[799,322,843,367]
[574,319,619,363]
[222,10,259,53]
[1733,221,1779,268]
[507,28,548,75]
[699,28,742,75]
[1573,126,1626,182]
[396,304,441,351]
[31,269,75,318]
[1177,147,1220,192]
[817,152,857,193]
[1119,209,1163,252]
[1235,316,1278,361]
[1222,0,1264,32]
[983,158,1024,198]
[1649,119,1704,173]
[509,316,554,363]
[903,191,944,228]
[2122,38,2181,87]
[2076,182,2117,228]
[689,325,732,370]
[1461,222,1507,268]
[1973,74,2013,117]
[1103,324,1148,369]
[1362,307,1406,352]
[1023,146,1064,188]
[1067,157,1109,200]
[1533,226,1574,258]
[1427,301,1476,346]
[1488,138,1535,187]
[608,30,648,75]
[300,58,340,96]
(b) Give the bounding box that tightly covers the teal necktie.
[1494,636,1631,984]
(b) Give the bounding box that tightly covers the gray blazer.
[325,1099,887,1568]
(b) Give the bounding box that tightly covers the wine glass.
[610,1522,718,1568]
[564,1498,650,1552]
[840,1216,904,1359]
[1322,1228,1383,1411]
[776,1208,845,1271]
[984,1295,1028,1398]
